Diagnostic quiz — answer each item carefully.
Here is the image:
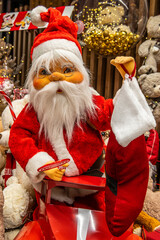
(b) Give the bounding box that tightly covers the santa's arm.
[9,104,54,183]
[87,95,114,131]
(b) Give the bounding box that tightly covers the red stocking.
[105,131,149,236]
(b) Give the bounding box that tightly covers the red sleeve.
[146,129,159,165]
[88,95,114,131]
[9,104,41,170]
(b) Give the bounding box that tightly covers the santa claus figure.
[9,6,156,237]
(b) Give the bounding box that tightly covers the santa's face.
[33,60,83,91]
[27,53,97,143]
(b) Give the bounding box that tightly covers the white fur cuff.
[25,152,55,183]
[65,159,79,176]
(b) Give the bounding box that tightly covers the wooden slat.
[26,30,32,73]
[96,55,103,95]
[89,50,96,88]
[113,70,122,97]
[29,0,34,9]
[13,8,19,60]
[40,0,46,6]
[82,47,88,66]
[149,0,157,16]
[104,57,113,99]
[34,0,40,8]
[16,6,23,84]
[0,0,2,13]
[135,40,143,72]
[21,5,28,85]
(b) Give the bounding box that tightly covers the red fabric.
[9,95,113,174]
[146,129,159,165]
[31,8,82,60]
[4,153,16,187]
[105,131,149,237]
[144,228,160,240]
[125,235,142,240]
[74,191,105,211]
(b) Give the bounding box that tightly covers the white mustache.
[34,80,83,98]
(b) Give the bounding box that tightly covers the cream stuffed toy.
[98,5,131,34]
[138,15,160,75]
[0,96,36,237]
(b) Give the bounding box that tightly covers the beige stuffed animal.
[138,15,160,75]
[138,73,160,123]
[143,177,160,222]
[133,176,160,237]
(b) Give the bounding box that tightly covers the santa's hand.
[44,163,69,181]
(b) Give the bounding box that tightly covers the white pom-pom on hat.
[30,6,48,27]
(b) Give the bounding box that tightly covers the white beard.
[29,80,96,145]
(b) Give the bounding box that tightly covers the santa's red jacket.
[9,95,113,184]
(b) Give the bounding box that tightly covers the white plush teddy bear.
[0,95,36,237]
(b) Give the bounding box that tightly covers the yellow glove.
[110,56,136,80]
[43,162,69,181]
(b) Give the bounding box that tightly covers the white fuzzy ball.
[30,6,48,27]
[3,183,30,229]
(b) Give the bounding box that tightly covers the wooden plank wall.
[11,0,160,99]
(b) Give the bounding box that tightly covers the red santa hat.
[30,6,82,62]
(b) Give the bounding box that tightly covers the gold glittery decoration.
[84,28,139,55]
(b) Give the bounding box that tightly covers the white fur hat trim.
[32,38,83,62]
[30,6,48,27]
